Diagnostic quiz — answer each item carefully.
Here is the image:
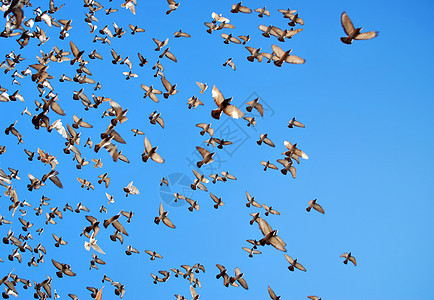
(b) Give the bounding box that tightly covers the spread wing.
[192,169,202,180]
[269,236,286,252]
[223,105,244,119]
[257,217,272,236]
[268,286,278,300]
[161,77,172,92]
[238,277,248,289]
[144,136,152,152]
[70,41,79,57]
[210,193,219,203]
[164,51,177,62]
[313,203,325,214]
[51,259,63,270]
[196,146,209,158]
[285,55,305,64]
[271,44,285,58]
[355,31,378,40]
[341,12,355,36]
[163,216,175,228]
[295,262,306,271]
[151,152,164,164]
[212,85,224,105]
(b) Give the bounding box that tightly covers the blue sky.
[0,0,433,299]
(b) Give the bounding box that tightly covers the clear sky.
[0,0,433,299]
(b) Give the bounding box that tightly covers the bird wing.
[341,12,355,36]
[161,77,172,92]
[295,262,306,271]
[190,286,197,298]
[144,136,153,152]
[70,41,79,57]
[271,208,280,215]
[163,216,175,228]
[285,55,305,64]
[268,286,278,300]
[216,264,226,273]
[210,193,219,203]
[255,102,264,116]
[252,200,262,208]
[156,117,164,128]
[238,277,248,290]
[269,236,286,252]
[192,169,202,180]
[257,217,272,236]
[92,243,105,254]
[112,220,128,236]
[238,5,252,13]
[268,163,278,170]
[51,101,66,116]
[284,254,294,264]
[196,146,210,158]
[165,51,177,62]
[151,152,164,164]
[51,259,63,270]
[212,85,224,105]
[230,36,241,44]
[159,203,164,215]
[355,31,378,40]
[263,137,275,147]
[195,81,205,90]
[223,105,244,119]
[271,44,285,58]
[313,203,325,214]
[270,26,284,37]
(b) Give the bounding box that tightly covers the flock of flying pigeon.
[0,0,378,299]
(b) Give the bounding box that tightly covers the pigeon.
[340,12,378,44]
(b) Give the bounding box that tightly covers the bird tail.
[211,108,221,120]
[340,37,352,44]
[274,60,283,67]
